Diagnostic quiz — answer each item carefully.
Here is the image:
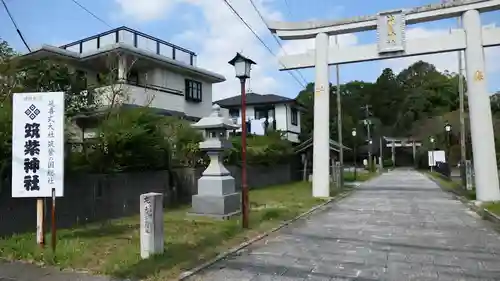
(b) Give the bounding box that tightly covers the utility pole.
[458,16,466,165]
[443,0,466,165]
[361,104,372,170]
[335,35,343,182]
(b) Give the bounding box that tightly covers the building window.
[291,107,298,126]
[254,107,270,120]
[229,108,239,118]
[75,70,87,90]
[185,79,202,102]
[127,70,139,85]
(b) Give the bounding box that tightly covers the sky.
[1,0,499,101]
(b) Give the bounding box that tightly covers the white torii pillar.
[391,141,396,167]
[463,10,500,201]
[412,141,417,166]
[312,33,330,198]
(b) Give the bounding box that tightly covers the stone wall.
[0,163,293,237]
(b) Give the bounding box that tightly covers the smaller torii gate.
[383,137,422,167]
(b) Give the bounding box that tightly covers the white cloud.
[114,0,179,21]
[381,27,500,78]
[177,0,285,101]
[114,0,358,100]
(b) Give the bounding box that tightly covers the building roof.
[73,104,200,123]
[16,37,225,83]
[215,93,296,107]
[383,136,421,142]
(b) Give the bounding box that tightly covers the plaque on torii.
[377,10,406,54]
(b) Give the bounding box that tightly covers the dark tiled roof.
[215,93,295,107]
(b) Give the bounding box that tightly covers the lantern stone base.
[190,175,241,219]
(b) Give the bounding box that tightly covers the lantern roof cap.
[228,52,256,66]
[191,104,240,130]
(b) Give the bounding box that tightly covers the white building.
[215,93,303,143]
[19,26,225,121]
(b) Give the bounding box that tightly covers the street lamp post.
[430,136,435,172]
[229,53,256,229]
[445,123,452,165]
[368,139,373,171]
[352,129,357,180]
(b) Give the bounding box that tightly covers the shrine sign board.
[12,92,65,198]
[377,10,406,54]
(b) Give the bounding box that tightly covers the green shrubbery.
[382,158,393,168]
[0,101,294,178]
[67,108,181,173]
[66,108,294,172]
[225,131,294,166]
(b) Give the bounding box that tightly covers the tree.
[293,59,477,166]
[69,108,173,173]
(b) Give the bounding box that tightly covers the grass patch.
[428,172,476,200]
[483,202,500,216]
[343,171,376,182]
[0,181,329,281]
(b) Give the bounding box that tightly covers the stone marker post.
[465,160,473,191]
[140,192,164,259]
[335,162,342,188]
[190,105,241,219]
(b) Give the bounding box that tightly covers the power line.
[248,0,308,86]
[69,0,112,28]
[221,0,307,88]
[283,0,292,17]
[1,0,31,51]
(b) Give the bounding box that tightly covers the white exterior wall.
[274,106,287,131]
[228,104,301,143]
[285,104,301,143]
[93,67,214,119]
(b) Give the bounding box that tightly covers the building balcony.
[96,82,185,112]
[59,26,197,66]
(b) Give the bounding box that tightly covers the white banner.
[12,92,65,198]
[428,150,446,167]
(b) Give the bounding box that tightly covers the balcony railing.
[60,27,197,66]
[124,79,183,96]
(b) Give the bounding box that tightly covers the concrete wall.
[0,163,293,237]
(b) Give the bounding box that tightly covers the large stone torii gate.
[269,0,500,201]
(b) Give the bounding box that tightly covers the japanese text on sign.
[144,197,153,234]
[12,92,65,198]
[24,110,41,191]
[386,15,396,44]
[377,11,406,53]
[47,100,56,185]
[474,70,484,81]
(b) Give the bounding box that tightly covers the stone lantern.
[190,104,241,219]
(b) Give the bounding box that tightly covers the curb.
[424,173,500,227]
[178,188,354,280]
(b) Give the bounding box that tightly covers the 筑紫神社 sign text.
[12,92,65,198]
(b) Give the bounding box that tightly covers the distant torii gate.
[269,0,500,201]
[383,137,422,166]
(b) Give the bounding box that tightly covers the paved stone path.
[189,170,500,281]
